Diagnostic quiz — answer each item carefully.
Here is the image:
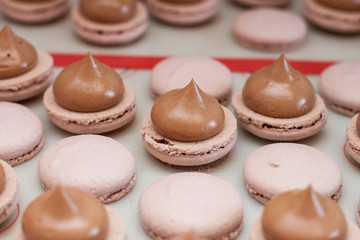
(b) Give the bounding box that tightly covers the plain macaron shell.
[146,0,219,26]
[150,56,233,105]
[243,143,342,204]
[233,8,307,51]
[345,114,360,164]
[319,62,360,116]
[250,217,360,240]
[38,135,136,203]
[13,206,127,240]
[0,102,44,166]
[139,172,244,240]
[0,160,19,224]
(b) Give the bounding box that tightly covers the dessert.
[233,8,307,51]
[319,61,360,116]
[150,56,233,105]
[345,113,360,165]
[139,172,244,240]
[243,143,342,204]
[0,0,70,24]
[13,186,127,240]
[303,0,360,34]
[0,23,53,102]
[231,53,327,141]
[0,160,19,224]
[71,0,148,45]
[38,134,136,203]
[0,102,44,166]
[43,52,137,134]
[232,0,291,7]
[146,0,219,26]
[250,186,360,240]
[141,80,237,167]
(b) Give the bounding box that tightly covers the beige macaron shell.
[13,206,127,240]
[71,1,148,45]
[141,107,237,166]
[150,56,233,105]
[139,172,243,239]
[43,83,137,134]
[232,91,327,141]
[38,135,136,203]
[0,102,44,166]
[0,49,54,102]
[345,114,360,164]
[243,143,342,204]
[0,160,19,224]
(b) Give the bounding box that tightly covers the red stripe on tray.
[50,53,335,75]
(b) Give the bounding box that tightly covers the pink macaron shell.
[303,0,360,34]
[0,50,54,102]
[232,91,327,141]
[150,56,233,105]
[43,83,137,134]
[345,114,360,164]
[146,0,219,26]
[139,172,244,240]
[141,107,237,167]
[71,2,148,45]
[233,0,291,7]
[319,62,360,116]
[0,102,44,166]
[233,8,307,51]
[0,0,70,23]
[38,135,136,203]
[13,206,127,240]
[0,160,19,224]
[250,217,360,240]
[243,143,342,204]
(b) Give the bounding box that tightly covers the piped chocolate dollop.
[242,53,316,118]
[0,164,6,195]
[317,0,360,11]
[53,52,124,112]
[22,186,109,240]
[262,186,347,240]
[80,0,136,23]
[151,80,225,142]
[0,23,37,79]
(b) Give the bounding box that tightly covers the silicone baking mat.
[0,0,360,239]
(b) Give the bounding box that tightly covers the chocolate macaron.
[233,0,291,7]
[232,53,327,141]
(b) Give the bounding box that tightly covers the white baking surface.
[0,0,360,239]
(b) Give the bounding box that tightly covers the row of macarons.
[0,0,359,49]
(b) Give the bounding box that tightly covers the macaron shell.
[0,0,70,23]
[0,160,19,224]
[71,2,148,45]
[243,143,342,204]
[150,56,233,105]
[250,217,360,240]
[38,135,136,203]
[43,83,137,134]
[13,206,127,240]
[0,102,44,166]
[319,62,360,116]
[233,8,307,51]
[233,0,291,7]
[146,0,219,26]
[139,172,244,239]
[232,91,327,141]
[303,0,360,34]
[345,114,360,164]
[141,107,237,166]
[0,50,54,102]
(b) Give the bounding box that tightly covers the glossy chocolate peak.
[262,186,347,240]
[242,53,316,118]
[22,186,109,240]
[53,52,124,112]
[0,23,37,79]
[0,164,6,195]
[151,80,225,142]
[161,0,203,3]
[80,0,136,23]
[317,0,360,11]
